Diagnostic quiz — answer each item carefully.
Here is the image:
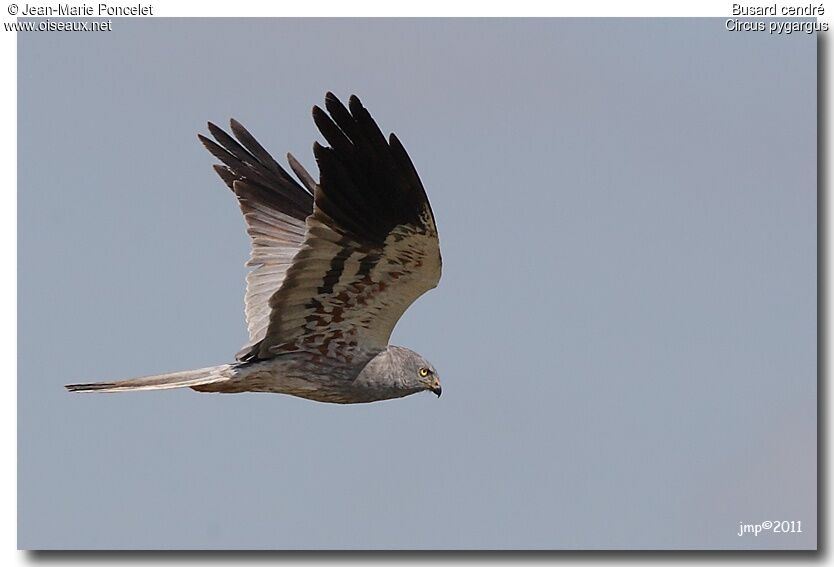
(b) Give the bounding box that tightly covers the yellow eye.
[419,367,430,378]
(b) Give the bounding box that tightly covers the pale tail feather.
[65,365,232,393]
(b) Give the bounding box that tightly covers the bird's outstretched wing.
[198,120,315,354]
[203,93,441,363]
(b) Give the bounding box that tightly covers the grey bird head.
[406,352,442,398]
[356,345,442,399]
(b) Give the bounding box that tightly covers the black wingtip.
[321,92,366,121]
[197,133,220,155]
[324,93,350,119]
[206,121,225,139]
[348,94,364,114]
[310,91,435,245]
[229,118,247,143]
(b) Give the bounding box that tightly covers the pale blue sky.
[18,19,816,549]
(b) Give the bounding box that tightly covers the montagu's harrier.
[66,93,442,404]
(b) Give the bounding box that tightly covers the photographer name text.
[19,3,152,16]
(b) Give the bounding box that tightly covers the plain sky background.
[18,19,816,550]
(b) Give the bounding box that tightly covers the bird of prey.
[66,93,442,404]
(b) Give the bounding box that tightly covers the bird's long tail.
[65,365,232,393]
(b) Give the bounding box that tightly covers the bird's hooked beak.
[430,376,442,398]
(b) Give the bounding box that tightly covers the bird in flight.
[66,93,442,404]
